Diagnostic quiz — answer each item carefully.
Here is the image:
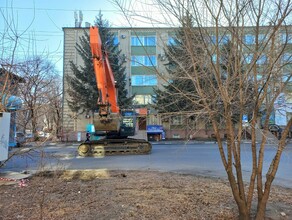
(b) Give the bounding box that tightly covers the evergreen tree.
[154,17,253,122]
[66,31,96,114]
[154,15,205,114]
[66,12,132,115]
[219,40,255,123]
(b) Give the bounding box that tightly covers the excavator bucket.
[93,112,120,132]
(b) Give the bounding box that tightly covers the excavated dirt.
[0,170,291,220]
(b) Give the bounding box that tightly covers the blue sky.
[0,0,131,74]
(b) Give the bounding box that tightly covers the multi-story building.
[62,26,292,140]
[62,27,172,140]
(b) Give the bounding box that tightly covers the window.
[212,54,217,64]
[168,36,176,45]
[131,56,143,66]
[221,35,230,44]
[131,36,156,46]
[258,34,266,42]
[171,116,183,125]
[256,75,263,80]
[281,33,292,44]
[133,94,153,105]
[244,34,255,45]
[113,35,119,45]
[131,55,157,66]
[145,56,156,66]
[256,55,267,65]
[282,73,292,83]
[282,53,292,63]
[211,35,216,44]
[210,35,230,44]
[132,75,157,86]
[131,37,141,46]
[244,54,253,64]
[144,36,156,46]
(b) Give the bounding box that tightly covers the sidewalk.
[25,138,292,147]
[150,139,217,145]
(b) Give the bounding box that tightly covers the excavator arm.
[90,26,119,114]
[89,26,120,131]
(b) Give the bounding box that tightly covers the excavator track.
[78,138,152,157]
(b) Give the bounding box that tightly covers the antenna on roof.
[79,11,83,26]
[74,10,83,27]
[74,11,78,27]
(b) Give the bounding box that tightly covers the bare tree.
[114,0,292,219]
[0,2,36,112]
[43,77,63,139]
[16,56,59,140]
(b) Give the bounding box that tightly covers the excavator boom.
[90,26,119,113]
[90,26,120,132]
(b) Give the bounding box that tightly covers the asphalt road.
[2,141,292,188]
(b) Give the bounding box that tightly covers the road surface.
[2,141,292,188]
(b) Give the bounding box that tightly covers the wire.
[0,6,121,12]
[0,6,162,13]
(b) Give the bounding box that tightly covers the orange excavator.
[77,26,152,157]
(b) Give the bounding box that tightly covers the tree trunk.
[256,201,267,220]
[238,208,250,220]
[226,168,250,220]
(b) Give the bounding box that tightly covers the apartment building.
[62,26,292,140]
[62,27,173,139]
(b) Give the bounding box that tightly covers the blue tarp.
[1,95,23,147]
[146,125,164,134]
[2,95,22,110]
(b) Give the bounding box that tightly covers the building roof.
[62,24,292,31]
[0,68,25,83]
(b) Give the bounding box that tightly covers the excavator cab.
[119,110,137,137]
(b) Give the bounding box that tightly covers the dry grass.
[0,170,291,220]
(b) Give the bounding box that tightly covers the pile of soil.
[0,170,291,219]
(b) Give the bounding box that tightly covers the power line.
[0,6,161,13]
[13,30,62,33]
[0,6,120,12]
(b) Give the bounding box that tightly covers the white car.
[15,132,26,147]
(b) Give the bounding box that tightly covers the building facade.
[62,27,173,140]
[62,26,292,140]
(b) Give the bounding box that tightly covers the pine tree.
[154,15,253,123]
[154,15,204,114]
[66,12,132,115]
[219,40,254,123]
[66,31,97,114]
